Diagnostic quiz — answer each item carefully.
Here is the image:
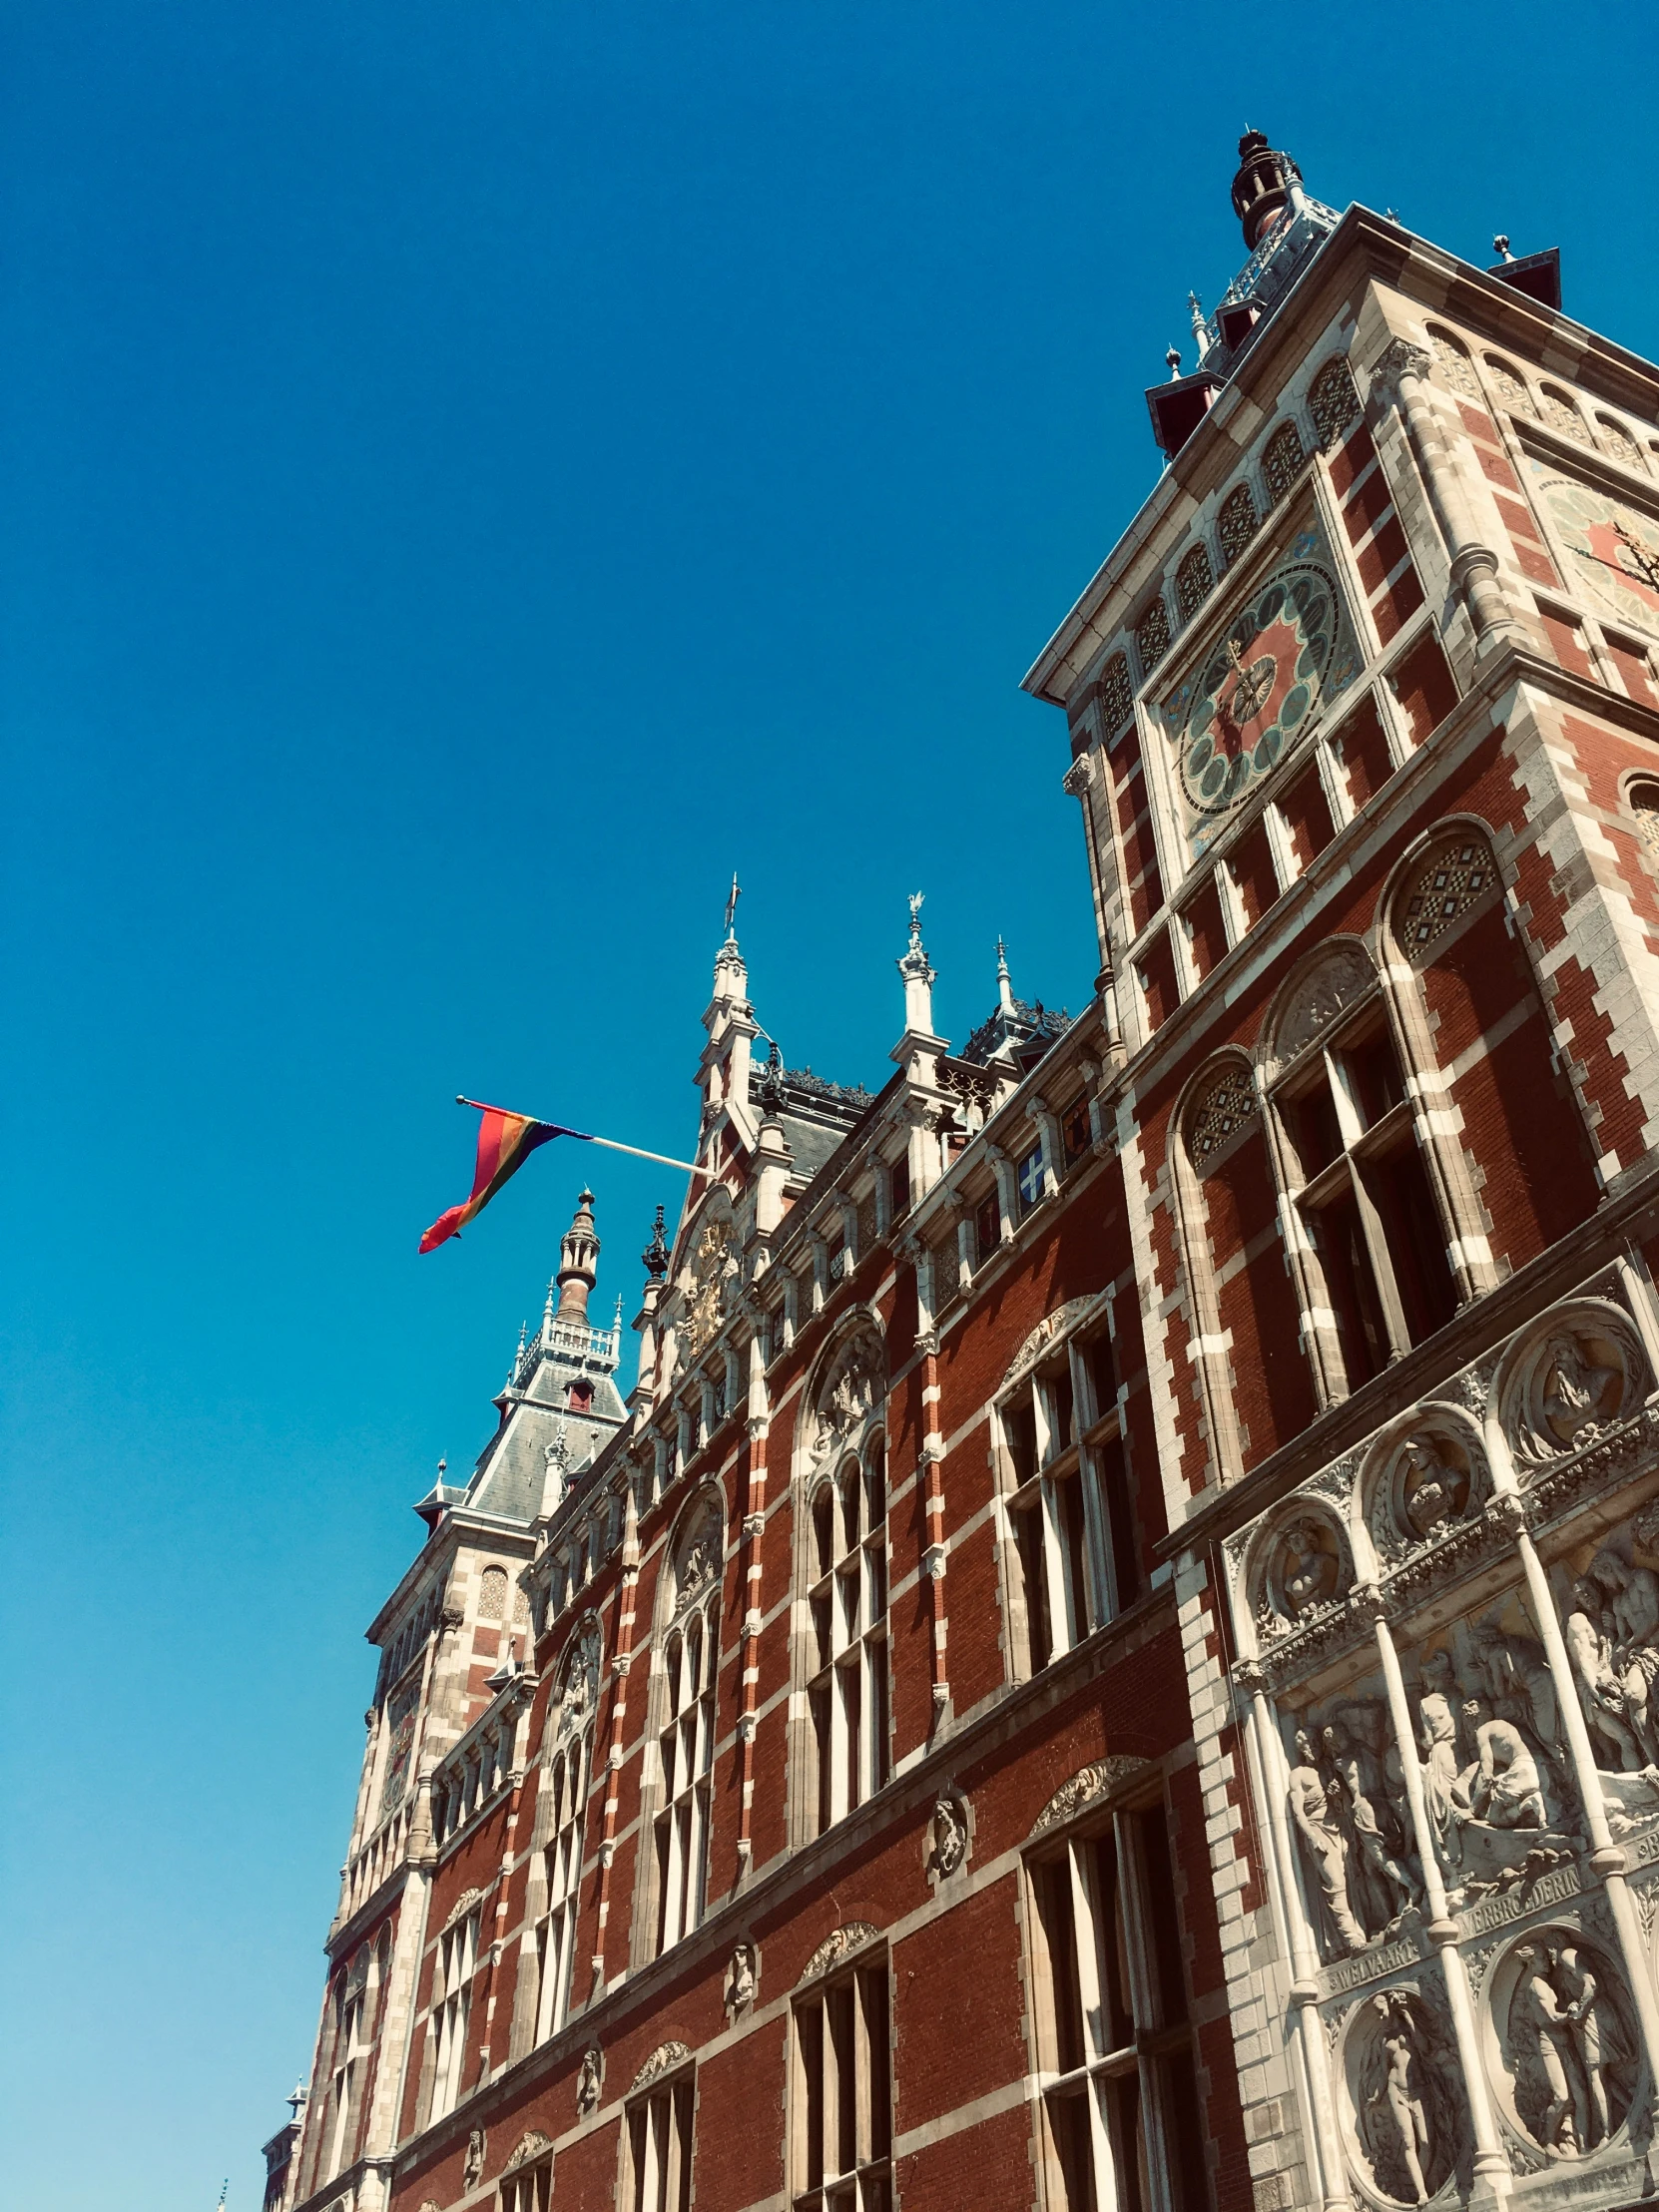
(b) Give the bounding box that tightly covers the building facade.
[272,135,1659,2212]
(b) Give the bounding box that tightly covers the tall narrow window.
[1030,1800,1208,2212]
[653,1501,722,1956]
[793,1956,891,2212]
[325,1970,367,2179]
[627,2069,695,2212]
[1273,990,1456,1390]
[534,1625,597,2043]
[1000,1321,1138,1677]
[429,1908,480,2121]
[808,1436,889,1833]
[500,2159,552,2212]
[1174,544,1214,624]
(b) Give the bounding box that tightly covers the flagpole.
[455,1097,715,1182]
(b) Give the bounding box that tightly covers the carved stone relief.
[1002,1296,1105,1395]
[1499,1303,1648,1469]
[1254,1506,1353,1646]
[462,2129,485,2190]
[671,1497,724,1621]
[502,2132,552,2175]
[1031,1756,1152,1835]
[1486,1931,1638,2162]
[575,2044,603,2116]
[1339,1989,1461,2206]
[928,1791,968,1878]
[631,2040,692,2091]
[800,1922,881,1983]
[725,1941,757,2014]
[1270,942,1378,1072]
[805,1325,885,1476]
[549,1614,602,1746]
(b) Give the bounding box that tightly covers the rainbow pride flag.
[419,1102,588,1252]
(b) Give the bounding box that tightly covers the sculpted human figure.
[1554,1944,1610,2149]
[1466,1719,1547,1830]
[1544,1340,1618,1445]
[1565,1578,1645,1770]
[1588,1550,1659,1765]
[1280,1520,1339,1618]
[1327,1715,1416,1929]
[1511,1944,1579,2155]
[1288,1729,1365,1953]
[1372,1994,1431,2206]
[1399,1438,1466,1539]
[1416,1685,1463,1868]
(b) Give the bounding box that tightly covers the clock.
[1532,466,1659,636]
[1165,543,1342,841]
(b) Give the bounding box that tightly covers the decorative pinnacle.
[1187,291,1209,362]
[996,937,1015,1013]
[436,1457,446,1481]
[1493,233,1514,262]
[723,869,742,940]
[642,1204,670,1280]
[1165,344,1182,380]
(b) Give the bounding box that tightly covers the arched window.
[798,1325,887,1838]
[1263,943,1457,1396]
[1098,651,1133,737]
[1178,1057,1316,1474]
[1628,778,1659,858]
[1217,482,1258,567]
[806,1438,889,1830]
[533,1618,600,2043]
[996,1305,1137,1678]
[1309,355,1361,448]
[1426,325,1480,401]
[1174,542,1214,624]
[652,1497,722,1954]
[1389,828,1600,1269]
[1483,357,1534,417]
[1262,418,1306,503]
[1134,597,1171,677]
[1538,383,1591,444]
[1597,415,1647,472]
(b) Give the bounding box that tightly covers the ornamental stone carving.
[805,1324,885,1474]
[800,1923,881,1983]
[671,1497,724,1621]
[1269,942,1377,1069]
[1488,1932,1637,2161]
[928,1791,968,1878]
[632,2040,692,2091]
[549,1614,602,1745]
[682,1218,736,1357]
[1340,1989,1459,2207]
[462,2128,485,2190]
[575,2044,603,2116]
[725,1941,757,2014]
[1001,1296,1106,1395]
[443,1886,486,1934]
[502,2132,552,2175]
[1031,1756,1151,1835]
[1254,1508,1352,1644]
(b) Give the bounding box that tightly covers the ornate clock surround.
[1158,508,1362,861]
[1527,451,1659,641]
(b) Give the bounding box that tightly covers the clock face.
[1533,467,1659,636]
[1165,551,1341,835]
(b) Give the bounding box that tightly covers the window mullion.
[1066,1841,1109,2062]
[1039,1476,1076,1657]
[1347,1156,1412,1358]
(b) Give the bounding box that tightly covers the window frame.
[994,1305,1139,1681]
[499,2159,552,2212]
[624,2064,697,2212]
[427,1905,481,2123]
[790,1946,892,2212]
[640,1494,725,1963]
[1024,1786,1208,2212]
[805,1430,890,1837]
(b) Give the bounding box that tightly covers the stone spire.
[1230,128,1303,251]
[995,937,1015,1016]
[555,1189,600,1326]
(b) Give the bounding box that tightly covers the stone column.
[1368,337,1522,657]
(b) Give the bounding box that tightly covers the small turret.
[1230,128,1303,252]
[897,892,936,1036]
[555,1189,600,1325]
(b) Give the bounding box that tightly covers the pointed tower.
[554,1188,599,1327]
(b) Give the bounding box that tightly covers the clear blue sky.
[4,5,1655,2205]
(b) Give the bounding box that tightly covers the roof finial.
[543,1273,556,1329]
[724,869,742,940]
[1165,344,1182,381]
[897,892,936,1036]
[1187,291,1209,362]
[641,1203,670,1281]
[436,1457,447,1481]
[1493,232,1514,262]
[995,936,1015,1015]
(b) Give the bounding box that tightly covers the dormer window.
[568,1380,593,1412]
